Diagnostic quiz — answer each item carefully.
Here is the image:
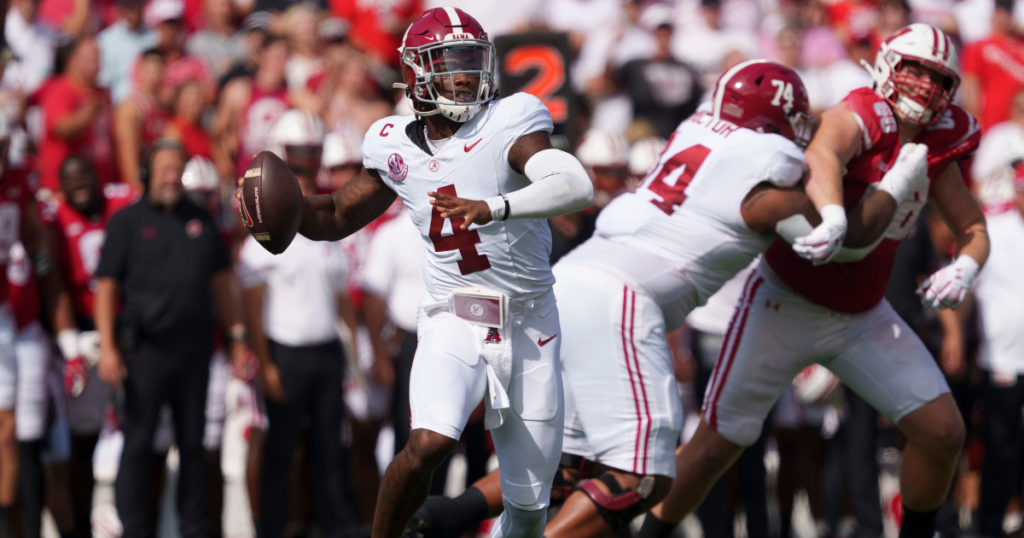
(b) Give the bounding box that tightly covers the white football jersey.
[558,107,806,331]
[362,93,555,305]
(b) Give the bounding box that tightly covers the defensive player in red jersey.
[47,156,135,538]
[637,23,988,538]
[0,125,61,538]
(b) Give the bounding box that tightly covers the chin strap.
[394,83,443,117]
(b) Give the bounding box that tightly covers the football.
[240,151,303,254]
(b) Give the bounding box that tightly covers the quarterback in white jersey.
[405,61,922,538]
[251,8,594,538]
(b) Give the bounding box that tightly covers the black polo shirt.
[96,196,231,357]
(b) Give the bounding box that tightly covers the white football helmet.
[182,156,219,193]
[268,110,326,176]
[864,23,960,125]
[322,132,361,169]
[628,137,668,178]
[576,129,629,169]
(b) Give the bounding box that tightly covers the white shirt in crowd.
[972,120,1024,212]
[974,208,1024,374]
[237,235,348,347]
[359,209,425,334]
[798,59,872,112]
[2,9,55,94]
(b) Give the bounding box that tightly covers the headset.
[140,138,188,190]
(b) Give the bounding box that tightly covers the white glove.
[793,204,847,265]
[876,143,929,203]
[917,255,979,310]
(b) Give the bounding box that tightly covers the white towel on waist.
[476,323,513,430]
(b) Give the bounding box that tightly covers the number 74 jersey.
[567,107,807,331]
[362,93,556,304]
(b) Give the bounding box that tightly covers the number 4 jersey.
[362,93,556,304]
[558,106,806,331]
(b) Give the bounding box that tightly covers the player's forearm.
[955,221,989,269]
[362,293,391,363]
[845,188,898,248]
[803,145,845,212]
[94,278,119,352]
[299,169,397,241]
[241,286,272,366]
[486,149,594,220]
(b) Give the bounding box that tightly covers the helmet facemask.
[788,109,815,148]
[400,39,496,123]
[879,55,958,126]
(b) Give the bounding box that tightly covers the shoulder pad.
[920,105,982,178]
[843,88,899,152]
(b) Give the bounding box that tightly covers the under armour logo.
[764,300,780,311]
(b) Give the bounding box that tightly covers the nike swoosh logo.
[464,138,482,152]
[538,334,557,347]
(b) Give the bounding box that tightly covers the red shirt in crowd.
[963,34,1024,131]
[169,117,211,160]
[39,77,117,193]
[0,168,34,306]
[44,183,135,321]
[328,0,422,65]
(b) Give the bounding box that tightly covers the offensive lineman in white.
[240,7,594,538]
[403,60,928,538]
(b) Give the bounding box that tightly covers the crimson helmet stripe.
[931,27,939,51]
[442,7,463,27]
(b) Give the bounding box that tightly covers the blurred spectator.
[876,0,913,42]
[541,0,620,53]
[281,3,324,91]
[38,37,117,193]
[320,53,390,141]
[773,386,829,538]
[2,0,56,94]
[358,204,423,464]
[956,0,996,46]
[218,11,271,87]
[238,111,360,538]
[147,0,186,59]
[97,0,155,104]
[962,0,1024,131]
[671,0,757,91]
[94,140,246,538]
[573,0,657,96]
[185,0,246,79]
[162,80,212,160]
[974,164,1024,538]
[425,0,542,38]
[113,49,168,189]
[37,0,98,39]
[619,7,702,139]
[211,35,288,180]
[775,26,871,114]
[327,0,421,66]
[971,88,1024,215]
[826,0,880,47]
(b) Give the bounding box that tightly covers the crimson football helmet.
[864,23,960,126]
[711,60,813,147]
[396,7,496,123]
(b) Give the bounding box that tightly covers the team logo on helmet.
[388,153,409,181]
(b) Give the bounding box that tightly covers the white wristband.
[820,204,847,226]
[57,329,80,360]
[485,195,508,221]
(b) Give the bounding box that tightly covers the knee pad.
[551,453,598,505]
[576,473,656,531]
[491,503,546,538]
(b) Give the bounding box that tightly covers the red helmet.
[397,8,496,123]
[711,60,813,147]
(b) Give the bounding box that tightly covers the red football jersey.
[8,241,39,330]
[48,183,136,321]
[0,168,34,306]
[765,88,981,313]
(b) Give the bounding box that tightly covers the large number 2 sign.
[642,145,711,215]
[505,45,568,123]
[428,185,492,276]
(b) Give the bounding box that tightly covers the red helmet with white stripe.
[712,60,813,147]
[396,7,496,123]
[866,23,960,126]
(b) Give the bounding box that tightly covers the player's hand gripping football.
[917,255,979,310]
[792,204,847,265]
[429,190,492,229]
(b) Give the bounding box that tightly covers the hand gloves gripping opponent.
[917,255,979,310]
[791,143,929,264]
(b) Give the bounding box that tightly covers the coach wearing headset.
[94,139,249,538]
